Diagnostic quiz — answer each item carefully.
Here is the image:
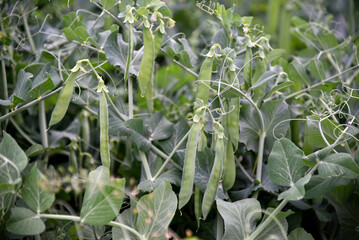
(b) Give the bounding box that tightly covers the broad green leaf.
[318,153,359,179]
[217,198,261,240]
[268,49,286,62]
[104,32,142,75]
[162,38,196,68]
[22,164,55,213]
[288,228,315,240]
[100,0,117,9]
[62,27,80,41]
[27,63,56,98]
[278,174,311,201]
[80,166,125,225]
[289,60,311,86]
[108,108,131,137]
[125,118,151,152]
[0,154,22,196]
[243,47,252,84]
[147,111,174,141]
[262,81,294,99]
[326,184,359,239]
[6,207,45,235]
[25,144,44,157]
[309,59,325,80]
[268,138,306,187]
[157,117,190,165]
[0,132,28,172]
[250,71,277,89]
[239,100,290,152]
[256,209,291,240]
[136,181,177,239]
[7,69,33,107]
[138,168,181,192]
[112,210,138,240]
[305,175,350,199]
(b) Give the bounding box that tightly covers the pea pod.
[99,90,110,170]
[228,71,240,149]
[49,70,79,127]
[194,186,203,229]
[138,27,154,96]
[196,57,214,105]
[222,138,236,192]
[178,121,202,210]
[202,134,224,219]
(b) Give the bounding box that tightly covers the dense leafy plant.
[0,0,359,239]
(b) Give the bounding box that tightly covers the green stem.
[23,11,36,52]
[152,129,190,180]
[256,131,266,183]
[128,77,134,119]
[39,214,145,240]
[139,149,152,180]
[39,101,48,148]
[150,145,182,170]
[9,118,36,145]
[248,199,289,240]
[0,59,8,100]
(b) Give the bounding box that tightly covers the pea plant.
[0,0,359,239]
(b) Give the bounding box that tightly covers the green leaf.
[0,154,22,196]
[22,164,55,213]
[262,81,294,99]
[25,144,44,157]
[104,32,142,76]
[256,209,291,240]
[305,175,350,199]
[125,118,151,152]
[250,71,277,89]
[268,138,306,187]
[288,228,315,240]
[268,49,286,62]
[318,153,359,179]
[100,0,117,9]
[80,166,126,225]
[326,184,359,239]
[112,210,138,240]
[6,207,45,235]
[136,181,177,239]
[11,69,33,106]
[239,101,290,152]
[217,198,261,240]
[278,174,311,201]
[243,47,252,84]
[27,63,56,99]
[289,60,311,86]
[0,132,28,172]
[62,27,80,41]
[309,59,325,80]
[147,112,174,141]
[138,168,181,192]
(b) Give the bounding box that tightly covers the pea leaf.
[305,175,350,199]
[268,49,286,62]
[0,132,28,173]
[27,63,59,99]
[136,181,177,239]
[80,166,126,225]
[125,118,151,152]
[6,207,45,235]
[22,164,55,213]
[250,71,277,89]
[256,209,291,240]
[278,174,311,201]
[100,0,117,9]
[309,59,325,80]
[0,154,22,196]
[268,138,306,187]
[62,27,81,41]
[217,198,261,240]
[138,168,181,192]
[147,111,174,141]
[288,228,315,240]
[318,153,359,179]
[239,100,290,152]
[289,60,311,86]
[104,32,142,76]
[25,144,44,157]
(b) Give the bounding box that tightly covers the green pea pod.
[124,23,133,87]
[202,135,224,219]
[178,121,202,210]
[138,27,154,95]
[196,57,214,105]
[228,98,239,149]
[194,186,203,229]
[222,138,236,192]
[80,110,90,152]
[197,129,207,151]
[49,70,79,127]
[100,91,110,170]
[243,46,252,85]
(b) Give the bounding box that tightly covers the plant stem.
[38,214,145,240]
[9,118,36,145]
[150,145,182,170]
[39,101,48,148]
[0,60,8,101]
[128,77,134,119]
[23,11,36,52]
[152,129,190,180]
[139,149,152,180]
[256,131,266,182]
[248,199,289,240]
